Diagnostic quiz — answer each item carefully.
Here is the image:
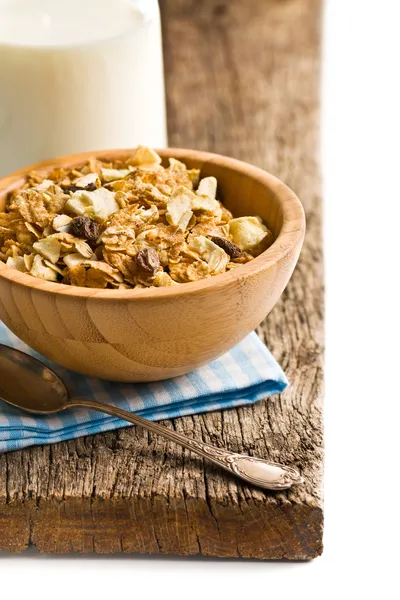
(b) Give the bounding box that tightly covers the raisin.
[135,248,160,273]
[62,182,97,193]
[211,236,242,259]
[69,216,100,243]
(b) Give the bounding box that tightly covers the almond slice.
[33,237,61,264]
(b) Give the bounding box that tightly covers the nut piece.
[101,168,130,182]
[63,252,88,268]
[69,216,100,243]
[65,187,118,222]
[33,237,61,264]
[153,271,178,287]
[135,248,160,273]
[188,235,229,274]
[196,176,217,199]
[211,236,242,259]
[35,179,56,192]
[30,254,58,281]
[229,216,269,253]
[127,146,162,168]
[23,253,34,271]
[6,256,27,272]
[53,214,73,232]
[166,186,193,230]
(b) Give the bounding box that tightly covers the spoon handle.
[69,397,303,491]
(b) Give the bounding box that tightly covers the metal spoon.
[0,344,303,490]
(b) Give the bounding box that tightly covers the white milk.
[0,0,167,176]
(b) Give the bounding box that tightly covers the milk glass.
[0,0,167,176]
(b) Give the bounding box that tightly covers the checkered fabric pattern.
[0,323,287,453]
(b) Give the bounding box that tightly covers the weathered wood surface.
[0,0,323,558]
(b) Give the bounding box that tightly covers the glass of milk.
[0,0,167,177]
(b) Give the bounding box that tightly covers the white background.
[1,0,399,597]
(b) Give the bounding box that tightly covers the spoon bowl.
[0,344,68,413]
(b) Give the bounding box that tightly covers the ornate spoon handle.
[69,397,303,491]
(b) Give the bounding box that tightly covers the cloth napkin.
[0,322,288,453]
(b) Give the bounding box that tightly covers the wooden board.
[0,0,323,559]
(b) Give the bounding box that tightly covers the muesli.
[0,147,272,289]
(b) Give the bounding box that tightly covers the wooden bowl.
[0,149,305,382]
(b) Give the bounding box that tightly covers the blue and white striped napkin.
[0,322,288,453]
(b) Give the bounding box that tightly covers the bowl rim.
[0,147,305,301]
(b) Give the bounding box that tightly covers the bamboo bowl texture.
[0,149,305,382]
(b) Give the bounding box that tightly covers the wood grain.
[0,149,304,381]
[0,0,323,558]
